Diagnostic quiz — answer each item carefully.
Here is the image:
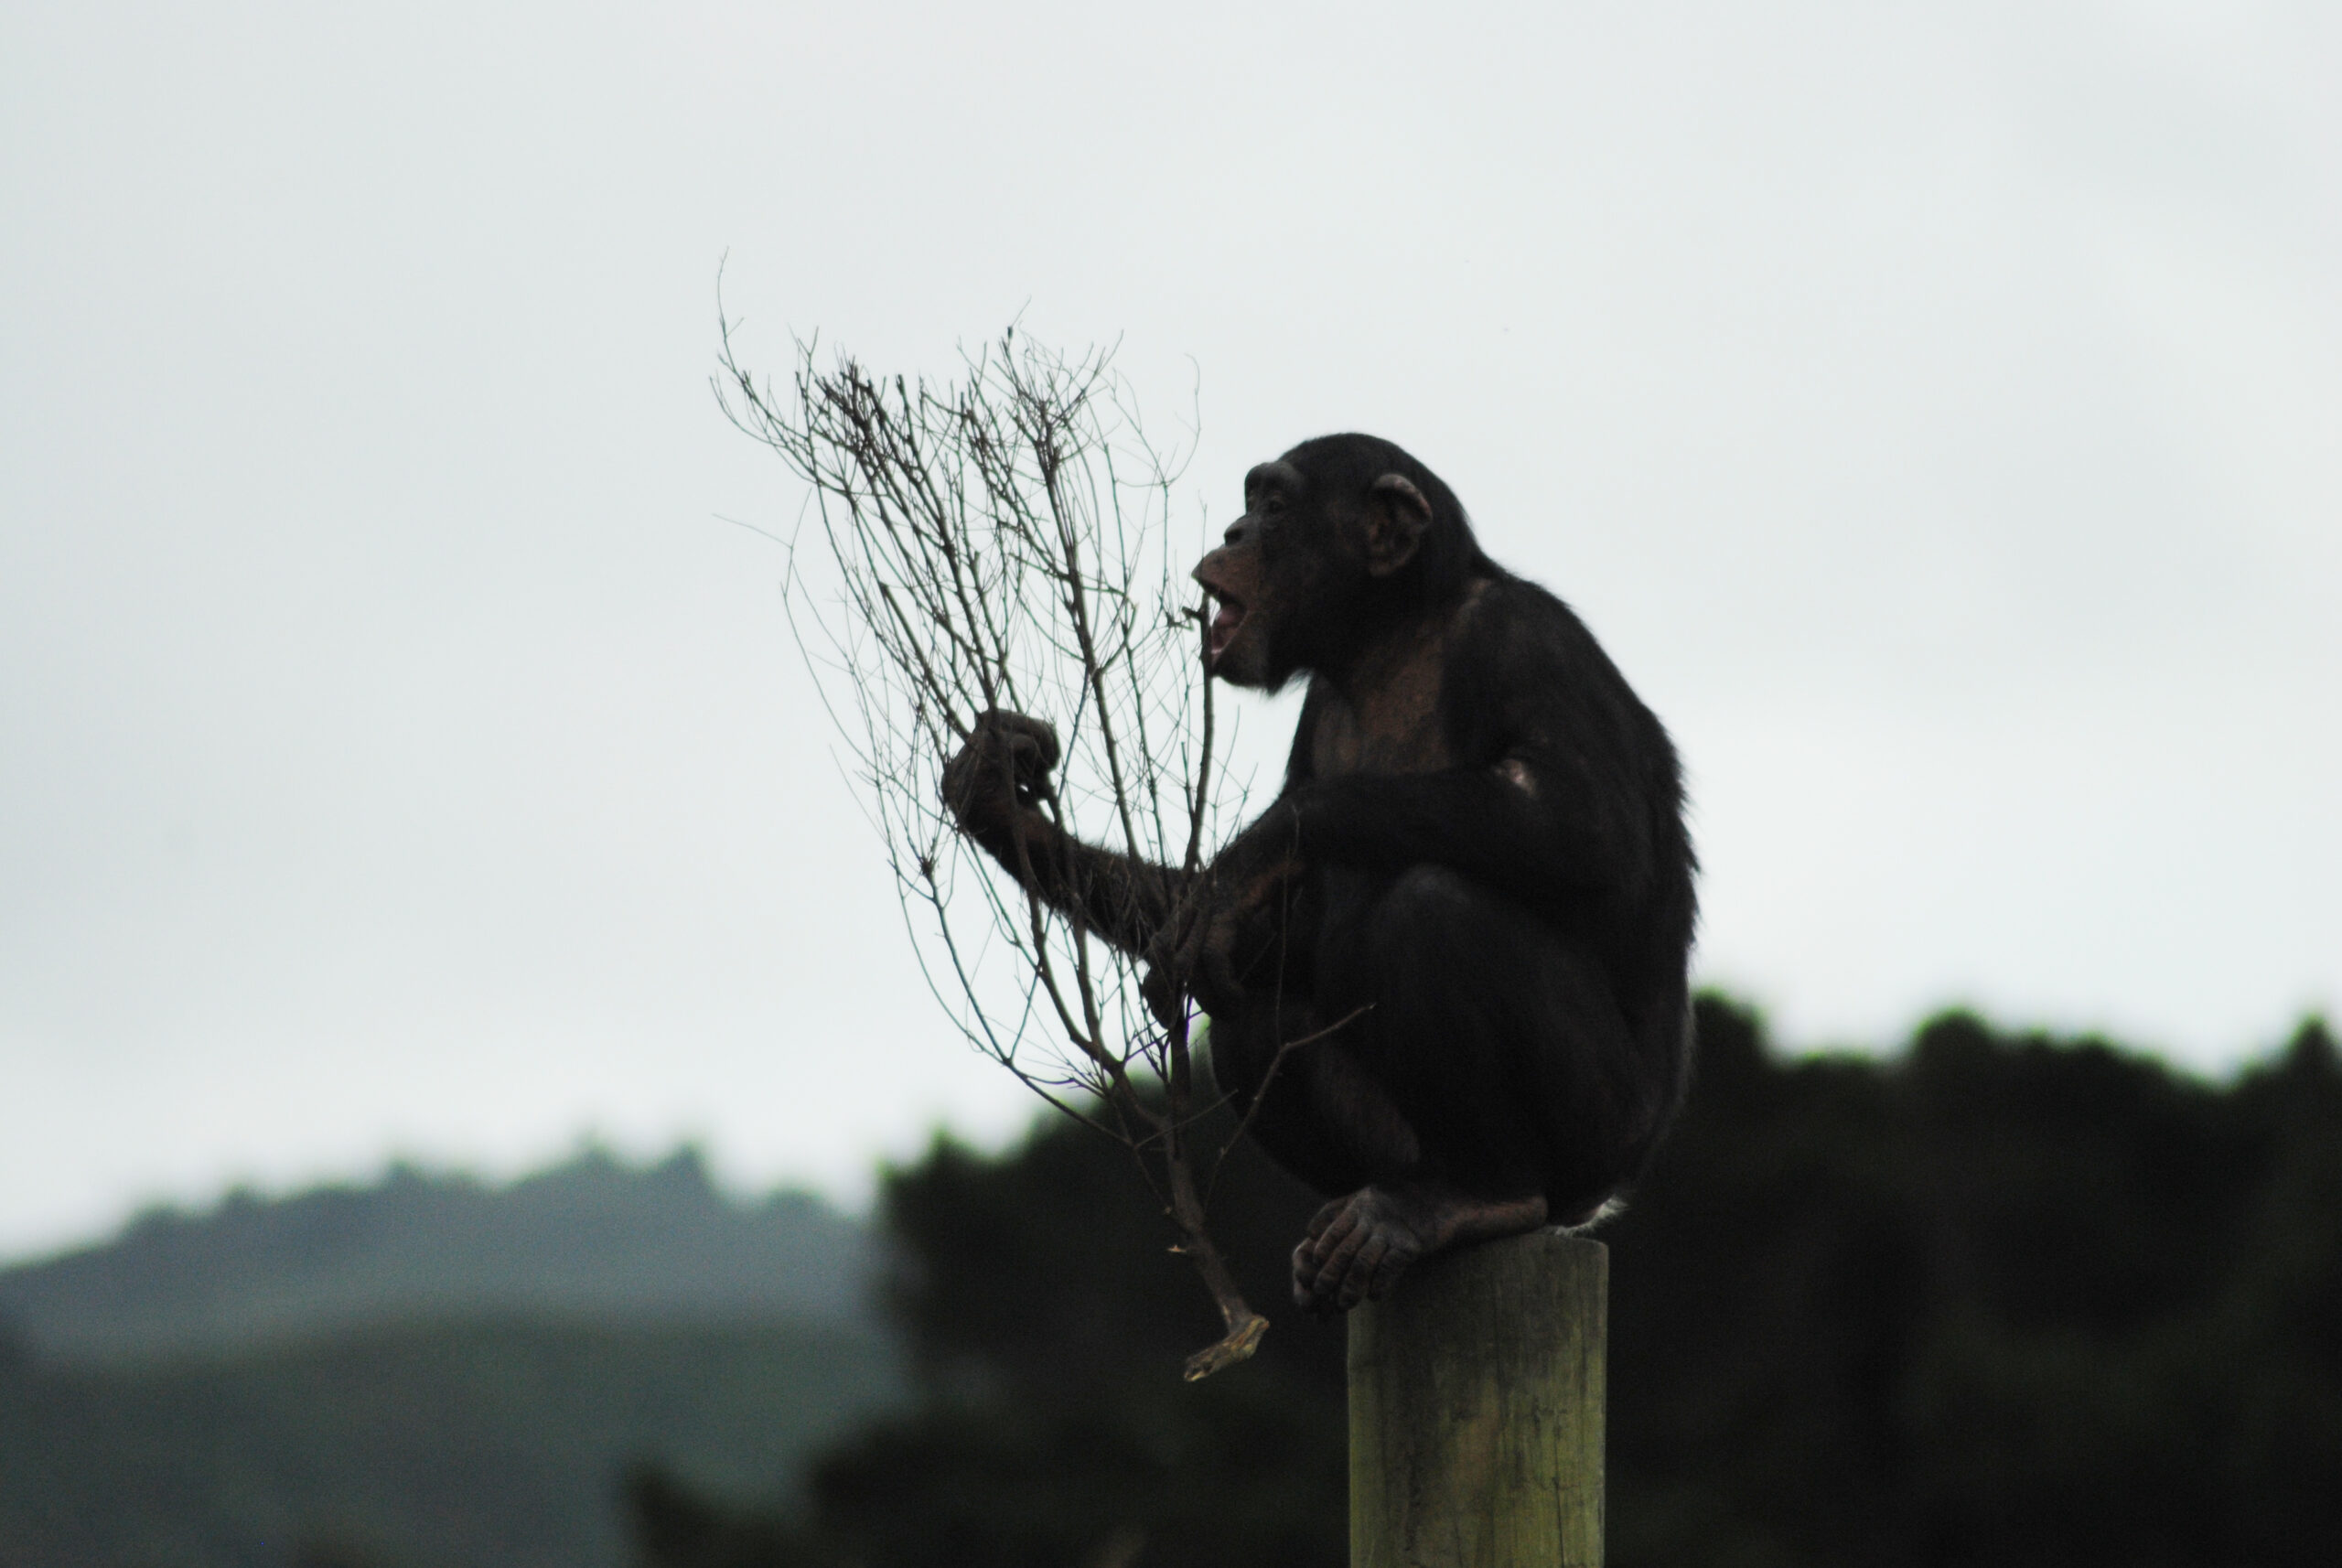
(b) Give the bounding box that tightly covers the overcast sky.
[4,2,2337,1260]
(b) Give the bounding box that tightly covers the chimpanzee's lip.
[1206,594,1247,664]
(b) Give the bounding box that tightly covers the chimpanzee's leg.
[1202,997,1391,1197]
[1288,864,1649,1313]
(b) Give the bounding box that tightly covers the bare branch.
[722,314,1273,1373]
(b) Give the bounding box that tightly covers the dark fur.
[946,435,1696,1299]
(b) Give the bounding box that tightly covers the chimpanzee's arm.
[1265,593,1670,913]
[1283,764,1649,909]
[962,811,1193,957]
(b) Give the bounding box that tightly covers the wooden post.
[1348,1230,1606,1568]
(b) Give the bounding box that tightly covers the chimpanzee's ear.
[1365,474,1433,577]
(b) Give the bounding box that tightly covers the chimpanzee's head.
[1193,435,1486,690]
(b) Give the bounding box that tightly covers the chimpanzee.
[943,434,1696,1316]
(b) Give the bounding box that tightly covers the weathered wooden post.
[1348,1230,1606,1568]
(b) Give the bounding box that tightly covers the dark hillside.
[0,1316,899,1568]
[0,1146,901,1567]
[0,1145,874,1362]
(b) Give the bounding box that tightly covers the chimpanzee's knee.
[1371,864,1480,946]
[1320,863,1647,1207]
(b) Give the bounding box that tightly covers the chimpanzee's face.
[1193,458,1328,691]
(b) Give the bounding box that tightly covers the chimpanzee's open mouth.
[1206,593,1248,664]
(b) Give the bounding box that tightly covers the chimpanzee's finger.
[1291,1240,1321,1310]
[1366,1240,1415,1302]
[1337,1235,1390,1312]
[981,710,1058,769]
[1141,965,1185,1033]
[1312,1203,1370,1297]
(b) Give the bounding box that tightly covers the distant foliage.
[631,1000,2342,1568]
[1606,1001,2342,1568]
[636,1095,1348,1568]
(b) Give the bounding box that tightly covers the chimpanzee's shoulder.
[1454,571,1603,659]
[1448,572,1660,756]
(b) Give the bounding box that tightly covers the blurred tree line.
[629,996,2342,1568]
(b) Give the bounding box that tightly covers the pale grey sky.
[4,2,2337,1258]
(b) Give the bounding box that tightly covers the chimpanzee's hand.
[941,710,1060,836]
[1141,807,1302,1029]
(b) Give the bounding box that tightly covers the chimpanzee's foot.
[1291,1183,1548,1316]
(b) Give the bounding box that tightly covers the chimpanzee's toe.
[1292,1187,1434,1316]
